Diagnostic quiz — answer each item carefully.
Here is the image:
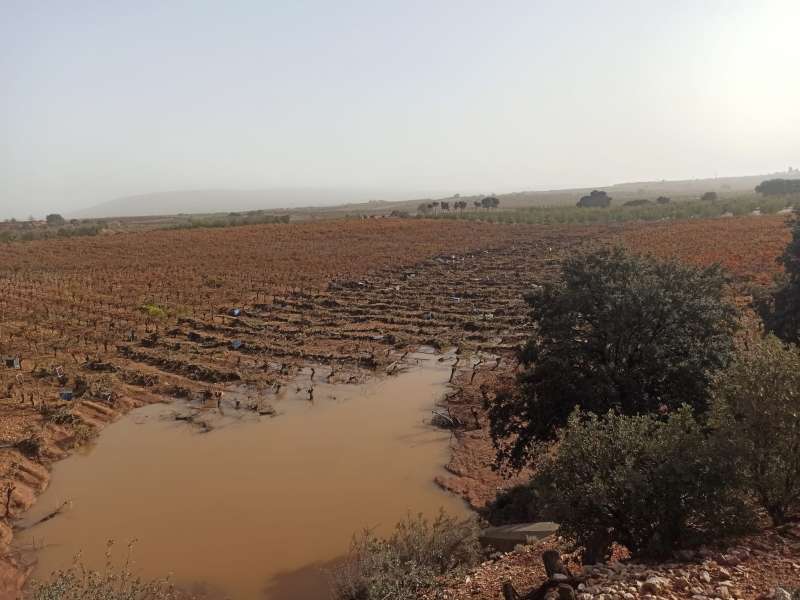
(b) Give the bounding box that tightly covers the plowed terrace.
[0,215,792,595]
[0,219,600,443]
[1,215,791,443]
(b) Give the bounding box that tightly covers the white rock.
[773,588,792,600]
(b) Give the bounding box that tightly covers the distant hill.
[338,170,800,215]
[68,188,418,218]
[68,170,800,219]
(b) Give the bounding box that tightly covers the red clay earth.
[0,214,793,598]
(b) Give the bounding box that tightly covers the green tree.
[481,196,500,209]
[531,408,751,562]
[488,248,738,465]
[710,335,800,524]
[755,178,800,196]
[576,190,611,208]
[701,191,718,201]
[45,213,66,226]
[758,217,800,343]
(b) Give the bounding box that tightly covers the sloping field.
[0,214,793,596]
[620,214,792,287]
[0,219,600,416]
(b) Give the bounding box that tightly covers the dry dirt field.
[0,214,793,597]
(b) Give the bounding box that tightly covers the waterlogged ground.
[16,360,467,599]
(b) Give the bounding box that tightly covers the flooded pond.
[16,361,467,599]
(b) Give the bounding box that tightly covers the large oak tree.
[489,247,739,468]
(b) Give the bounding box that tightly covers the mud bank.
[14,361,467,599]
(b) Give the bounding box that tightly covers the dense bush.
[488,247,738,465]
[758,217,800,343]
[710,335,800,524]
[531,408,752,562]
[330,511,481,600]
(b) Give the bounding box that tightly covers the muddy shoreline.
[1,222,607,597]
[2,349,510,599]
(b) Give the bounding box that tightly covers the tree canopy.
[480,196,500,209]
[755,178,800,196]
[45,213,66,226]
[488,247,739,467]
[758,217,800,343]
[576,190,611,208]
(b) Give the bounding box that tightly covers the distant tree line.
[417,196,499,215]
[756,178,800,196]
[0,214,106,243]
[168,211,291,230]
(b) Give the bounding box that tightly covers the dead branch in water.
[173,411,212,432]
[431,407,463,429]
[18,500,71,530]
[2,482,16,520]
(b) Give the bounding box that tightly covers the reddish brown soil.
[0,214,793,597]
[0,218,604,596]
[620,214,792,287]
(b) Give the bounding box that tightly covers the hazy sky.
[2,0,799,218]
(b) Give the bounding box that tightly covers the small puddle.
[16,362,467,599]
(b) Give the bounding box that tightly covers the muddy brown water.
[16,360,468,599]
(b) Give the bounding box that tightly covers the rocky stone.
[717,567,732,579]
[641,576,670,594]
[772,588,792,600]
[719,554,740,567]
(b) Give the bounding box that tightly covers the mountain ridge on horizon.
[67,169,799,219]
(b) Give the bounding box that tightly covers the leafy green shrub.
[139,303,167,319]
[30,540,179,600]
[758,217,800,344]
[531,408,752,562]
[710,335,800,524]
[489,247,738,465]
[330,511,481,600]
